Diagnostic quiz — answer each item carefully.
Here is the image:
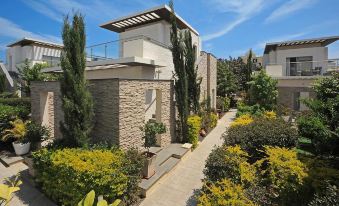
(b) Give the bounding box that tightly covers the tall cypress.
[60,13,94,147]
[169,1,189,143]
[184,30,201,114]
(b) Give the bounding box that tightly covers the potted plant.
[140,120,166,179]
[2,119,30,155]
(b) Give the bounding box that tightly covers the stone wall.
[277,87,316,110]
[30,78,175,150]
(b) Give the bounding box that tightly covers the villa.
[28,5,217,149]
[263,36,339,110]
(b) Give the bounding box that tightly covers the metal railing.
[266,59,339,76]
[85,35,170,61]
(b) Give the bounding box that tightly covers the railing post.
[91,48,93,60]
[105,44,107,59]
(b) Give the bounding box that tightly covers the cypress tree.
[60,13,94,147]
[184,30,201,114]
[169,1,189,143]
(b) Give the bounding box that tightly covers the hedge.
[0,97,31,109]
[187,115,201,149]
[32,148,143,206]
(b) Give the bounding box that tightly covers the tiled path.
[139,109,236,206]
[0,162,56,206]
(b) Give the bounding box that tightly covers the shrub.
[204,145,255,185]
[216,96,231,112]
[0,73,5,93]
[236,103,265,117]
[140,120,166,152]
[25,121,50,150]
[224,118,298,161]
[0,97,31,109]
[308,184,339,206]
[263,111,276,119]
[210,113,218,128]
[230,114,253,128]
[0,104,30,136]
[297,115,335,155]
[0,92,18,98]
[197,178,255,206]
[200,112,218,132]
[187,115,201,148]
[33,148,141,206]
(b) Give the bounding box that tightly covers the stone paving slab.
[0,151,24,167]
[139,109,236,206]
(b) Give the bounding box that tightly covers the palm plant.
[2,119,28,143]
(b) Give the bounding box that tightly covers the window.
[42,55,60,67]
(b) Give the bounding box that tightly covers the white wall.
[85,66,155,80]
[6,44,61,72]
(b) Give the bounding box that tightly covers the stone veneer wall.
[197,51,217,109]
[30,79,175,150]
[277,87,316,109]
[31,81,63,139]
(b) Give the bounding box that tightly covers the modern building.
[241,50,263,68]
[263,36,339,110]
[6,37,63,73]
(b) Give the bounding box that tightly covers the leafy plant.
[197,178,255,206]
[204,145,255,185]
[25,121,50,150]
[217,59,239,97]
[0,175,22,206]
[0,104,29,135]
[216,96,231,112]
[230,114,253,128]
[187,115,201,148]
[78,190,121,206]
[60,13,94,147]
[248,70,278,110]
[308,183,339,206]
[2,119,28,143]
[236,103,265,117]
[140,121,166,152]
[224,118,298,161]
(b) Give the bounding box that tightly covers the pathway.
[139,109,236,206]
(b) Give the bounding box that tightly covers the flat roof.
[100,4,199,35]
[7,37,63,48]
[264,36,339,54]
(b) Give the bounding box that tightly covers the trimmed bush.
[224,118,298,161]
[187,115,201,148]
[198,179,255,206]
[230,114,253,128]
[204,145,255,185]
[33,148,142,206]
[0,98,31,109]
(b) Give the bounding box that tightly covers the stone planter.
[24,155,36,177]
[12,142,30,156]
[142,152,157,179]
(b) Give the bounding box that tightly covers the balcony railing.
[85,35,170,61]
[266,59,339,76]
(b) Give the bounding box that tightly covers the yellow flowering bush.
[187,115,202,149]
[33,148,129,206]
[198,178,256,206]
[256,146,308,193]
[230,114,254,127]
[263,111,277,119]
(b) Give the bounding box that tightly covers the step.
[139,157,180,197]
[0,151,24,167]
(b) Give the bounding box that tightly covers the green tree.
[169,0,189,142]
[60,13,94,147]
[245,49,254,92]
[184,30,201,114]
[0,73,5,93]
[248,70,278,110]
[217,59,238,97]
[18,59,48,95]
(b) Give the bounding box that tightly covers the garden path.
[139,109,236,206]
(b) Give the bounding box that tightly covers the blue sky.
[1,0,339,62]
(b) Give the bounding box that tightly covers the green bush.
[308,184,339,206]
[200,112,218,132]
[0,92,18,98]
[0,98,31,109]
[236,103,265,117]
[198,178,255,206]
[0,73,5,93]
[297,115,334,155]
[224,118,298,161]
[216,96,231,112]
[204,145,255,185]
[25,121,50,150]
[187,115,201,148]
[33,148,142,206]
[0,104,30,135]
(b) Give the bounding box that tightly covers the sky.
[0,0,339,62]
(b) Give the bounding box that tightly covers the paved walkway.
[0,162,56,206]
[139,109,236,206]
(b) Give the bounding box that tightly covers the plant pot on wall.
[142,152,157,179]
[12,142,30,156]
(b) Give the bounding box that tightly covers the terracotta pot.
[200,129,207,137]
[12,142,30,156]
[142,152,157,179]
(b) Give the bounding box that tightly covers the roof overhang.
[264,36,339,54]
[7,37,63,48]
[42,56,166,73]
[100,4,199,35]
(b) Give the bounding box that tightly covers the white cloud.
[265,0,317,23]
[0,17,62,44]
[202,0,267,41]
[22,0,63,23]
